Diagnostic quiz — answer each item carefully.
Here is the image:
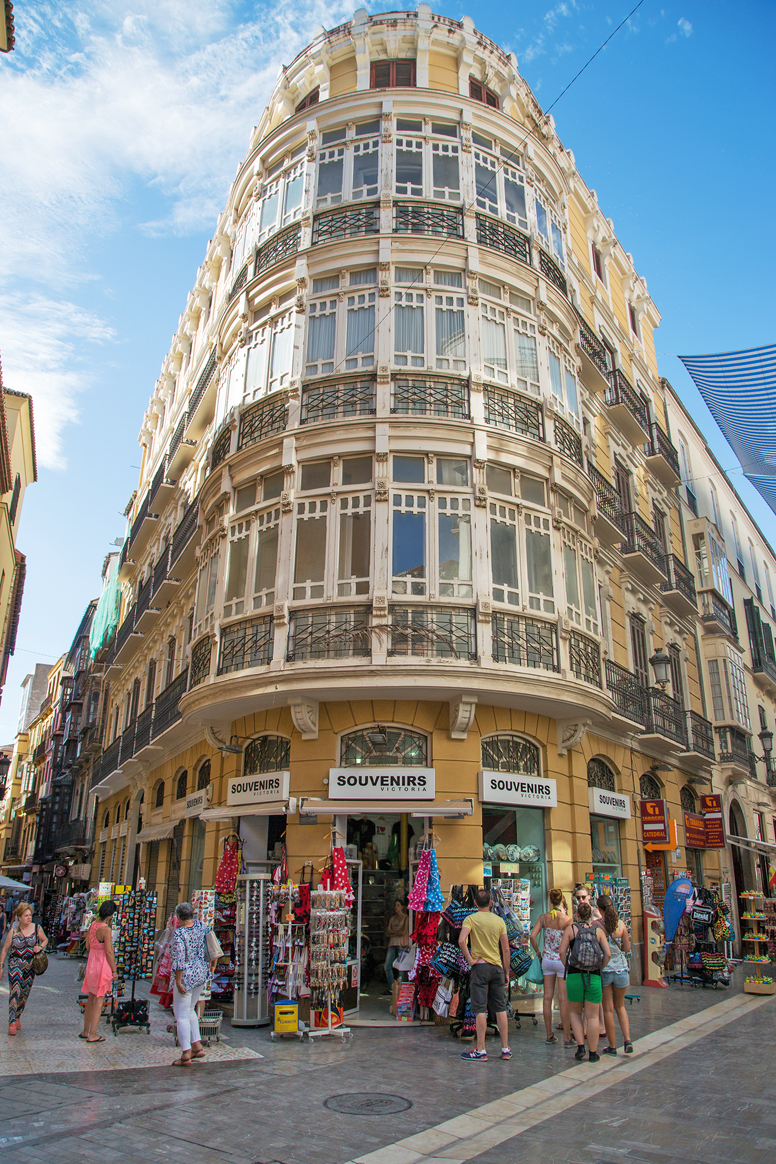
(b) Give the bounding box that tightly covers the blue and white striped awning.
[679,344,776,516]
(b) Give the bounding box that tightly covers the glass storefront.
[590,815,622,879]
[482,803,547,929]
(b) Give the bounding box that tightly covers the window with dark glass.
[341,727,427,766]
[592,245,606,284]
[176,771,188,800]
[371,59,416,89]
[629,614,649,688]
[197,760,211,790]
[154,780,165,808]
[296,87,319,112]
[469,78,499,107]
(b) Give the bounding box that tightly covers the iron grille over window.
[217,615,274,675]
[640,772,661,800]
[229,262,248,302]
[484,386,544,441]
[176,771,188,800]
[154,780,165,808]
[588,463,626,534]
[469,78,498,107]
[475,215,530,265]
[170,498,199,566]
[210,424,232,471]
[574,309,609,376]
[491,613,559,671]
[296,87,319,112]
[189,637,212,688]
[554,415,583,466]
[587,758,616,791]
[244,735,290,775]
[237,394,288,451]
[188,349,217,417]
[569,631,602,687]
[391,376,469,419]
[197,759,211,789]
[301,379,376,424]
[388,605,476,660]
[680,785,697,813]
[538,248,567,296]
[393,201,464,239]
[312,203,380,245]
[371,59,416,88]
[481,734,540,775]
[341,727,427,767]
[255,225,301,277]
[287,607,371,662]
[151,670,189,739]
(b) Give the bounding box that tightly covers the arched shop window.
[244,735,290,774]
[587,758,616,791]
[124,798,131,819]
[340,726,427,766]
[103,810,110,829]
[176,771,188,800]
[197,759,211,790]
[481,733,539,775]
[640,772,661,800]
[154,780,165,808]
[680,785,697,813]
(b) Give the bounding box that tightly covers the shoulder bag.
[205,928,224,960]
[31,926,48,976]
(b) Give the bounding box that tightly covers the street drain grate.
[324,1093,413,1116]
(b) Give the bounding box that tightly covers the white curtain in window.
[395,304,424,354]
[482,316,507,369]
[436,308,465,357]
[307,312,336,362]
[549,352,563,401]
[346,305,375,356]
[515,334,538,381]
[245,331,268,398]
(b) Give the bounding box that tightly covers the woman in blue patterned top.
[171,902,215,1066]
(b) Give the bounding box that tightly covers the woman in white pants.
[170,902,215,1067]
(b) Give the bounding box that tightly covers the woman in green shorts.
[559,901,610,1063]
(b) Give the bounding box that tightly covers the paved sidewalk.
[0,954,772,1164]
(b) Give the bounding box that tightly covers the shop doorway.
[347,812,410,989]
[187,818,206,898]
[164,823,184,920]
[482,804,547,930]
[729,801,752,898]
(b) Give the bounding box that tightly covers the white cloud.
[678,17,693,36]
[0,295,115,470]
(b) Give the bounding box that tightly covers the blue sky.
[0,0,773,740]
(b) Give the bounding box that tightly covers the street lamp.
[649,649,671,692]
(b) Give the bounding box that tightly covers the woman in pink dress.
[80,901,117,1043]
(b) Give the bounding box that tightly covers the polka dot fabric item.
[408,849,430,910]
[423,849,444,912]
[331,847,354,905]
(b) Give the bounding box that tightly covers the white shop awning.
[298,797,473,818]
[728,832,776,855]
[135,823,177,844]
[200,799,296,822]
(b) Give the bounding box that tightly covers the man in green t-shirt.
[458,888,511,1061]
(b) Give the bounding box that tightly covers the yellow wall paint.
[428,49,459,93]
[330,54,357,97]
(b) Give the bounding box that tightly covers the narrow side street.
[0,954,772,1164]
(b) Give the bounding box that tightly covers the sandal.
[191,1051,206,1059]
[78,1033,90,1040]
[87,1036,106,1043]
[172,1058,192,1067]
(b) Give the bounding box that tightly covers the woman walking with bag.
[0,902,48,1035]
[559,900,610,1064]
[530,887,573,1046]
[80,901,118,1043]
[170,902,216,1067]
[597,895,633,1055]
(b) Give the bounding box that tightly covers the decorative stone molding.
[281,489,294,512]
[477,598,492,622]
[450,693,478,740]
[474,484,488,508]
[375,451,389,462]
[375,479,389,501]
[556,719,591,756]
[289,697,318,740]
[273,601,288,627]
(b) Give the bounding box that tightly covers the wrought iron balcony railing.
[187,348,217,418]
[133,705,154,753]
[574,309,609,377]
[115,606,136,653]
[153,544,170,593]
[217,615,274,675]
[621,512,668,577]
[685,711,715,759]
[301,379,376,424]
[483,386,544,442]
[210,423,232,472]
[135,576,152,621]
[391,376,469,420]
[101,738,122,779]
[151,669,189,739]
[661,554,698,607]
[553,415,583,466]
[491,613,559,672]
[228,262,248,302]
[255,225,301,277]
[287,607,371,662]
[538,248,567,296]
[169,412,188,461]
[604,368,649,433]
[170,498,199,566]
[646,421,681,480]
[568,630,602,687]
[475,214,530,265]
[588,463,626,534]
[388,606,476,660]
[237,393,289,452]
[715,726,751,768]
[605,659,647,725]
[699,589,737,637]
[313,202,380,245]
[121,721,136,763]
[189,637,213,688]
[149,456,169,505]
[646,689,687,747]
[393,201,464,239]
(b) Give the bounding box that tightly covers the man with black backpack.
[559,900,611,1063]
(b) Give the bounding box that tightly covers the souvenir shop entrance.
[479,769,555,931]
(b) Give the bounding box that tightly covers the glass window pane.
[397,118,422,132]
[255,525,278,595]
[436,458,469,486]
[393,456,424,483]
[263,471,283,500]
[353,146,379,194]
[312,275,339,293]
[301,461,331,490]
[433,150,459,193]
[342,456,372,486]
[350,268,377,285]
[515,333,538,382]
[563,543,580,609]
[551,222,564,263]
[431,122,458,137]
[504,175,527,223]
[548,352,563,400]
[581,558,597,621]
[283,171,303,219]
[270,321,292,385]
[526,530,553,597]
[564,369,579,415]
[307,311,336,363]
[339,511,371,580]
[393,511,425,579]
[259,191,279,234]
[294,518,327,583]
[235,484,256,512]
[345,304,375,355]
[317,156,343,199]
[321,128,345,145]
[433,270,463,287]
[396,266,424,283]
[355,119,381,136]
[206,550,219,610]
[439,514,471,581]
[225,537,249,602]
[491,522,518,589]
[396,146,423,193]
[535,198,548,239]
[194,562,208,624]
[475,160,497,210]
[435,307,465,358]
[482,316,507,369]
[486,464,512,495]
[520,475,545,505]
[395,304,424,355]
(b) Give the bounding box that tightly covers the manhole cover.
[324,1093,413,1116]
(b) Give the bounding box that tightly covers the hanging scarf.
[422,849,444,912]
[408,849,431,910]
[331,846,354,904]
[215,836,241,894]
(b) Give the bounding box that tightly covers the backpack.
[568,921,603,982]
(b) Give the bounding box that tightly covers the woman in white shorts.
[596,895,633,1055]
[530,888,573,1045]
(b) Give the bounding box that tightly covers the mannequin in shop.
[383,899,410,994]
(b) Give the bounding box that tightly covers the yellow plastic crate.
[274,1001,299,1033]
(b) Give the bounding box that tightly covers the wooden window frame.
[371,59,416,89]
[296,87,319,112]
[469,77,499,107]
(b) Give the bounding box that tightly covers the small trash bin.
[273,1000,299,1034]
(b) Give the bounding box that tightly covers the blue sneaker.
[461,1048,488,1061]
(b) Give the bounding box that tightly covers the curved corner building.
[90,9,722,974]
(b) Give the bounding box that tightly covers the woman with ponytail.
[597,894,633,1055]
[530,887,573,1045]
